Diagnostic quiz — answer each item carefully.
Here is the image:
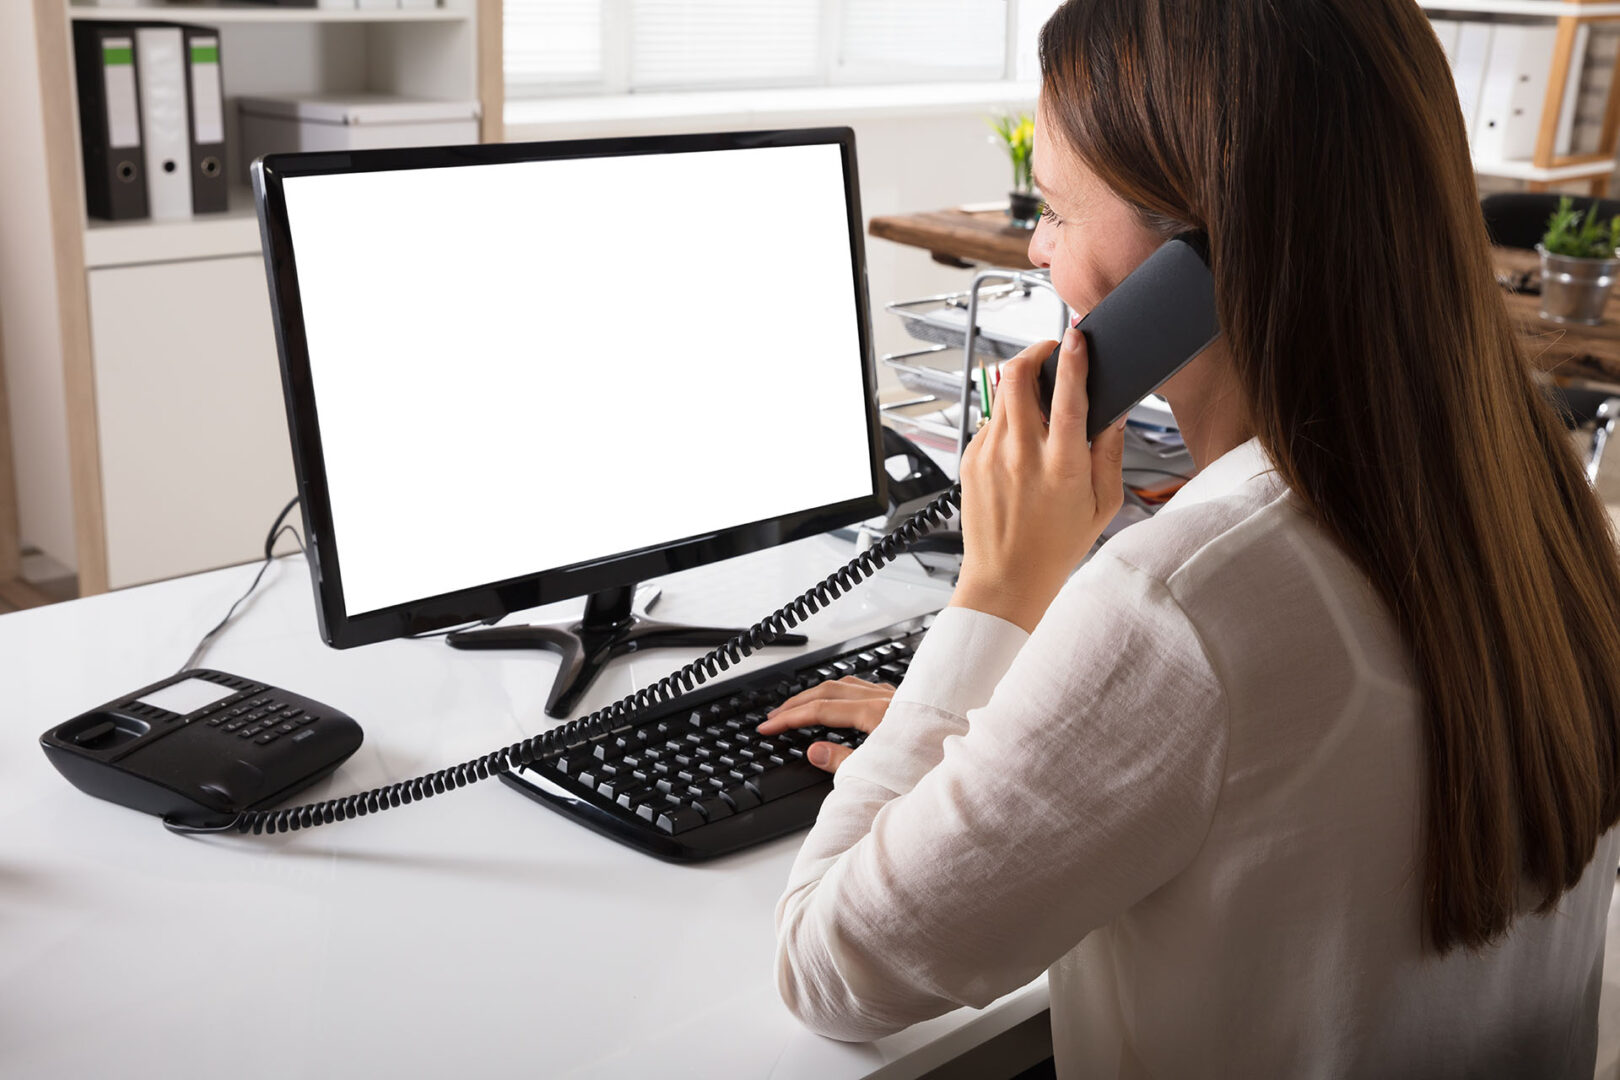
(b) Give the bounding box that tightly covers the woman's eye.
[1038,203,1060,226]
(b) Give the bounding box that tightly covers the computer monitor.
[253,129,886,717]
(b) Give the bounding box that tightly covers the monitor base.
[445,583,808,718]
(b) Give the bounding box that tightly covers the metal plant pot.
[1007,190,1040,230]
[1538,244,1620,325]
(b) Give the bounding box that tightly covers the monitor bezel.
[253,128,888,649]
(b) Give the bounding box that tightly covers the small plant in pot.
[987,112,1038,229]
[1538,196,1620,325]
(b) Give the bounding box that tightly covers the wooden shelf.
[83,187,260,269]
[67,4,470,25]
[1419,1,1620,15]
[1471,157,1619,180]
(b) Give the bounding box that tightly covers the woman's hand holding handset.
[758,328,1126,774]
[951,324,1128,632]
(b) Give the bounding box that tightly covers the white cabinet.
[87,257,293,588]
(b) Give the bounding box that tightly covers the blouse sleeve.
[773,553,1230,1041]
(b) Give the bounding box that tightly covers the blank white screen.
[281,143,875,617]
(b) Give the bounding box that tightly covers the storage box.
[237,94,480,177]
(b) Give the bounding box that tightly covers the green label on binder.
[102,45,133,65]
[190,45,218,64]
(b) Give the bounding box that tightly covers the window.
[504,0,1057,99]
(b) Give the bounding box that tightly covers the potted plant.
[1538,196,1620,325]
[988,112,1038,229]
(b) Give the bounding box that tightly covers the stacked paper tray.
[887,283,1071,361]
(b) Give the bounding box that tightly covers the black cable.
[178,499,303,674]
[163,483,963,836]
[263,496,300,560]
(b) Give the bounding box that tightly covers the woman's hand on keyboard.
[755,676,895,773]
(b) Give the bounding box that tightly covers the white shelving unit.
[68,5,471,24]
[0,0,501,594]
[1421,0,1620,15]
[1422,0,1620,193]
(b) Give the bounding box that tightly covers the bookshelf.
[1422,0,1620,193]
[0,0,501,595]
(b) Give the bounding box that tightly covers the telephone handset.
[1036,232,1219,437]
[141,233,1220,837]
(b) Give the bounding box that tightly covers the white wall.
[0,1,78,573]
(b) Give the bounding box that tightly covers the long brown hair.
[1040,0,1620,952]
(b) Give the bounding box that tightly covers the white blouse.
[774,437,1619,1078]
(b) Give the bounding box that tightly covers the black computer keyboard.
[501,613,934,861]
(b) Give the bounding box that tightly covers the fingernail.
[808,743,831,767]
[1065,326,1080,347]
[1069,311,1081,328]
[1115,415,1129,431]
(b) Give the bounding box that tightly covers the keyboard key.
[616,787,656,812]
[721,785,762,811]
[692,796,734,822]
[879,663,907,682]
[655,807,706,834]
[746,761,829,802]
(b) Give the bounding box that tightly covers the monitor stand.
[444,583,807,718]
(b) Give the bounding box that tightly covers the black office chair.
[1480,192,1620,485]
[1480,192,1620,251]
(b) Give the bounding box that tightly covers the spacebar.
[745,761,830,802]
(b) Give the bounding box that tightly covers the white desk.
[0,534,1048,1079]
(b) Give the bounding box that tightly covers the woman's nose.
[1028,221,1052,269]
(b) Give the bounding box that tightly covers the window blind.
[837,0,1007,77]
[505,0,603,93]
[629,0,821,90]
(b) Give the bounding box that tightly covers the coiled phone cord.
[164,484,961,837]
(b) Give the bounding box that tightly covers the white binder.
[1452,22,1494,148]
[1472,23,1558,163]
[134,26,192,220]
[1431,18,1461,71]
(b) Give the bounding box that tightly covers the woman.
[760,0,1620,1075]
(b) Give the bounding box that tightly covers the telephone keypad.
[196,693,317,749]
